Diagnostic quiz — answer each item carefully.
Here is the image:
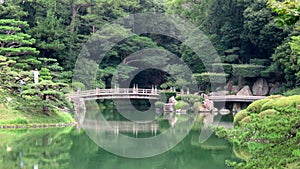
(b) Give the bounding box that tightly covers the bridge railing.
[66,88,160,98]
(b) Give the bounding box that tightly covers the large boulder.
[225,80,234,91]
[232,103,242,113]
[169,96,178,105]
[237,86,253,96]
[269,82,281,95]
[252,78,269,96]
[202,99,214,111]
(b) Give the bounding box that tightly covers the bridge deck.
[67,88,267,102]
[207,95,267,102]
[67,88,160,100]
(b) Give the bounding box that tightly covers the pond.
[0,100,239,169]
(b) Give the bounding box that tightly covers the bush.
[155,101,165,109]
[261,95,300,111]
[71,81,85,91]
[179,94,203,103]
[240,116,251,125]
[233,110,249,126]
[246,99,270,114]
[193,72,228,84]
[232,64,265,78]
[212,63,233,74]
[193,102,203,112]
[249,58,270,66]
[258,109,279,118]
[175,101,190,110]
[283,88,300,96]
[159,91,176,103]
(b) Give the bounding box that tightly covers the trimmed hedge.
[193,72,228,84]
[246,99,271,114]
[232,64,265,77]
[233,110,249,126]
[258,109,279,118]
[260,95,300,111]
[249,58,269,66]
[212,63,233,74]
[175,101,190,110]
[176,94,204,104]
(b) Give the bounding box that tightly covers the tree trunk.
[70,0,77,33]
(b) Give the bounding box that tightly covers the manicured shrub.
[179,94,204,104]
[258,109,279,118]
[240,116,251,125]
[267,95,284,99]
[193,72,228,84]
[193,102,203,112]
[234,110,249,126]
[261,95,300,111]
[212,63,233,74]
[246,99,271,114]
[250,58,269,66]
[155,101,165,109]
[232,64,265,78]
[175,101,190,110]
[159,91,176,103]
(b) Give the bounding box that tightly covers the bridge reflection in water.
[82,120,159,136]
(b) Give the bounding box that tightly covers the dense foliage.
[215,95,300,168]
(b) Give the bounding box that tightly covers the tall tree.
[0,19,39,70]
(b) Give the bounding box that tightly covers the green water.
[0,127,238,169]
[0,100,239,168]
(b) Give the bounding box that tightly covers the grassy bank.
[0,103,75,127]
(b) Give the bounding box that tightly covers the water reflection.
[0,128,238,169]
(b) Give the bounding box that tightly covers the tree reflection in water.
[0,127,238,169]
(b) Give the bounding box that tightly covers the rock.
[269,82,281,95]
[237,86,253,96]
[168,96,178,105]
[231,85,239,94]
[252,78,269,96]
[232,103,241,113]
[200,93,208,98]
[164,103,175,112]
[219,108,230,115]
[225,80,234,92]
[203,99,214,111]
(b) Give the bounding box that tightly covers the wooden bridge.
[67,87,266,103]
[207,95,267,102]
[67,87,160,101]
